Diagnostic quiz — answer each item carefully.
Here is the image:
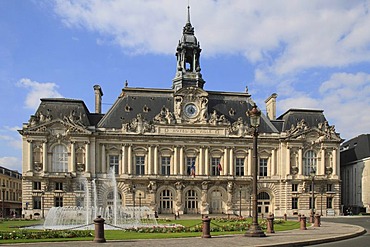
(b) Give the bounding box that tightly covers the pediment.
[22,119,91,135]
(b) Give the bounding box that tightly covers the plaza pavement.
[2,219,366,247]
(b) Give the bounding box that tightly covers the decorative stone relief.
[123,114,155,134]
[229,117,249,136]
[153,107,175,124]
[208,110,230,126]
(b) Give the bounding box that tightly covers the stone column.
[199,147,203,175]
[247,148,252,176]
[205,147,209,176]
[128,145,132,175]
[298,148,303,175]
[147,145,152,175]
[229,148,234,176]
[270,148,275,176]
[173,146,178,175]
[120,145,125,174]
[70,141,75,173]
[85,142,90,173]
[320,147,325,176]
[122,145,127,174]
[332,148,338,176]
[27,140,33,172]
[286,145,291,176]
[153,146,158,175]
[42,141,47,172]
[101,144,106,174]
[180,146,184,175]
[175,182,183,213]
[223,147,228,176]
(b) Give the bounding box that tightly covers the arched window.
[159,189,173,214]
[185,190,199,214]
[107,191,122,206]
[303,150,317,175]
[52,144,68,172]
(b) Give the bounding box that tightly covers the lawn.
[0,217,302,244]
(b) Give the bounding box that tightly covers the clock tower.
[172,6,205,92]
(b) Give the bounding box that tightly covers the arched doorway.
[106,191,122,207]
[159,189,174,214]
[210,190,223,213]
[184,189,199,214]
[257,192,270,215]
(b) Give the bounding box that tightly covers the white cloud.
[0,157,21,172]
[52,0,370,76]
[16,78,63,110]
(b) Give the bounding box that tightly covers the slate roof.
[277,109,327,132]
[340,134,370,164]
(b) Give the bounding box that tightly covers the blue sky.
[1,0,370,172]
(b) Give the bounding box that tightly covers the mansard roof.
[277,109,327,132]
[341,134,370,164]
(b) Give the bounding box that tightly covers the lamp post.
[239,186,242,217]
[2,183,5,219]
[132,185,136,218]
[139,193,142,208]
[245,103,265,237]
[310,168,316,223]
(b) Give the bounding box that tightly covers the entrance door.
[184,190,199,214]
[159,189,173,214]
[210,190,222,213]
[257,192,271,215]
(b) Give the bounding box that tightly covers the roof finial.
[187,4,191,24]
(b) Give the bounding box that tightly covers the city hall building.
[19,9,342,218]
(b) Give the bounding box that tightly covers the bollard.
[283,213,287,221]
[314,214,320,227]
[309,212,314,223]
[93,215,106,243]
[202,215,211,238]
[300,215,307,230]
[266,214,275,233]
[297,213,301,222]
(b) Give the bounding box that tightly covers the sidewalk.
[2,222,366,247]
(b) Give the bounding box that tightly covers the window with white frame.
[55,182,63,191]
[186,157,196,175]
[292,197,298,209]
[161,156,171,175]
[211,157,221,176]
[259,158,268,177]
[52,144,68,172]
[33,196,41,209]
[55,197,63,207]
[33,181,41,190]
[303,150,317,176]
[235,158,244,176]
[109,155,119,174]
[135,156,145,175]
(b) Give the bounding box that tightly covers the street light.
[132,185,136,218]
[2,183,5,219]
[245,103,265,237]
[239,186,242,217]
[139,193,142,208]
[310,168,316,223]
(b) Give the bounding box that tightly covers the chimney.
[265,93,277,120]
[93,85,103,114]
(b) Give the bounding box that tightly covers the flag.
[191,162,195,177]
[217,163,222,172]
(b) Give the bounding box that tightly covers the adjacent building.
[0,166,22,218]
[340,134,370,214]
[19,8,342,218]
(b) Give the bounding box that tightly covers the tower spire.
[187,4,191,25]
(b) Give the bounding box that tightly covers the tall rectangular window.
[55,182,63,191]
[326,197,333,209]
[161,156,171,175]
[33,181,41,190]
[186,157,196,175]
[259,158,268,177]
[55,197,63,207]
[235,158,244,176]
[109,155,119,174]
[326,184,333,192]
[135,156,145,175]
[33,196,41,209]
[292,184,298,192]
[211,157,221,176]
[292,197,298,209]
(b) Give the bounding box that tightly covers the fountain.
[42,169,158,230]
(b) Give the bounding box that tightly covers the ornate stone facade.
[19,7,342,218]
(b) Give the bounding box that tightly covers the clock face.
[184,103,198,118]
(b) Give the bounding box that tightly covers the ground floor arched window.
[159,189,173,214]
[257,192,270,215]
[185,190,199,214]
